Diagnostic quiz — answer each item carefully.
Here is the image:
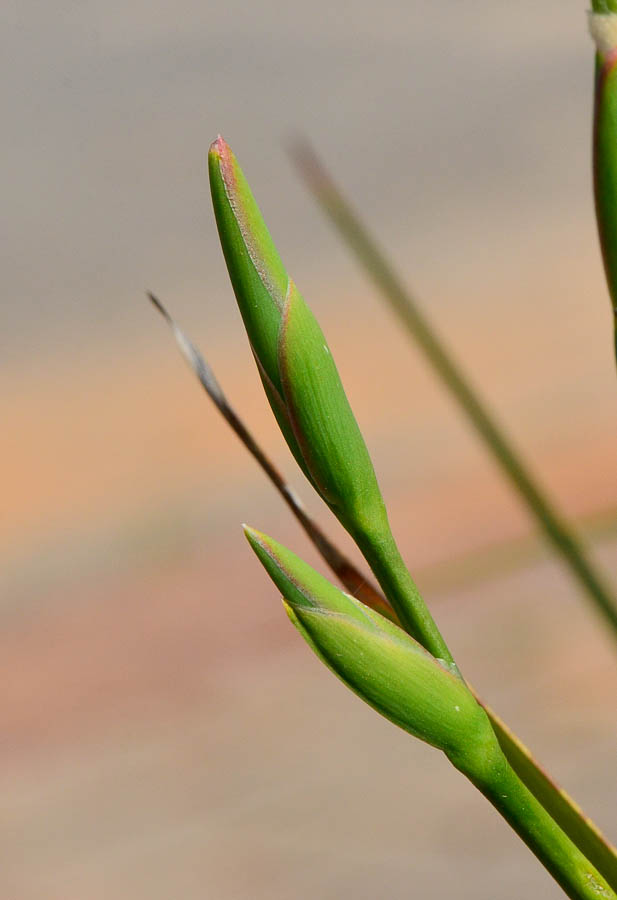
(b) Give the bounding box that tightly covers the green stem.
[485,705,617,891]
[353,523,460,676]
[292,142,617,641]
[466,747,617,900]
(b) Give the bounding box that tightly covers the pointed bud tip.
[208,135,233,167]
[208,134,240,201]
[208,134,224,155]
[242,523,269,551]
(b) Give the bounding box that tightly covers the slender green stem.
[291,141,617,641]
[464,746,617,900]
[353,522,460,676]
[486,705,617,891]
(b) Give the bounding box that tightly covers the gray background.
[3,2,617,899]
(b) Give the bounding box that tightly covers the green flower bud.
[209,137,388,539]
[244,525,497,778]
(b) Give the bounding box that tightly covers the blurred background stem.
[291,140,617,642]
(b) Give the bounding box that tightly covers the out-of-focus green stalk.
[591,5,617,361]
[291,141,617,641]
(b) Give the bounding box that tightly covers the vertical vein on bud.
[210,135,288,310]
[277,277,336,506]
[148,290,391,616]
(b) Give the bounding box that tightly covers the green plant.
[198,135,617,899]
[151,13,617,897]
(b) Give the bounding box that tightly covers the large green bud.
[208,137,388,541]
[244,526,498,780]
[209,137,456,666]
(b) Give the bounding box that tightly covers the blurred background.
[3,1,617,897]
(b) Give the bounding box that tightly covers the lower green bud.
[245,526,498,777]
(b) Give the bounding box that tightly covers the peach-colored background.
[3,2,617,897]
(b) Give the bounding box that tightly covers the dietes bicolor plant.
[209,137,454,667]
[202,136,617,899]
